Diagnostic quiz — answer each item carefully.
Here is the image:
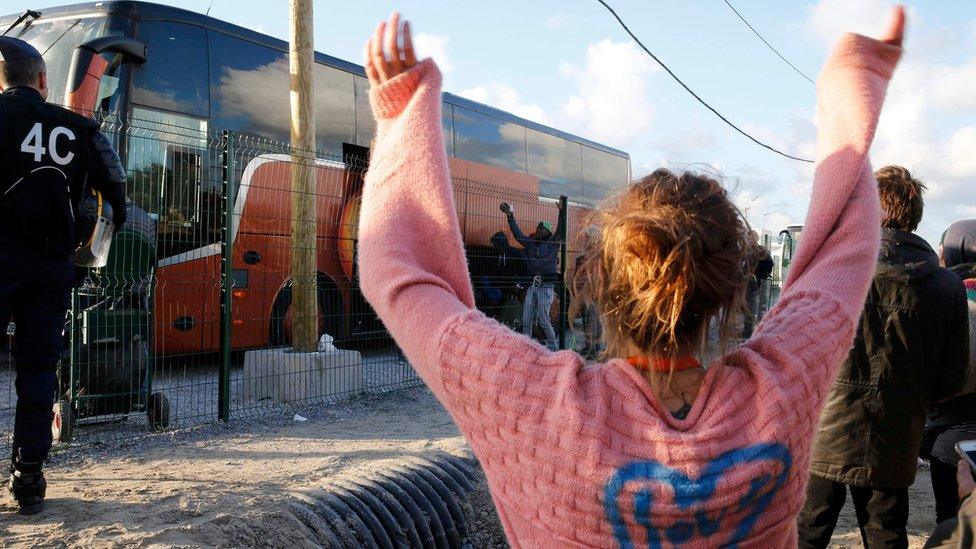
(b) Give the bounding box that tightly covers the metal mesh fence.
[0,113,789,454]
[0,115,586,453]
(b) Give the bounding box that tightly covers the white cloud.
[457,39,658,150]
[546,14,570,29]
[805,0,894,47]
[946,127,976,179]
[559,39,658,148]
[930,59,976,110]
[726,165,801,233]
[656,129,718,162]
[413,33,453,74]
[458,82,551,125]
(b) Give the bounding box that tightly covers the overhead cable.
[595,0,815,164]
[723,0,815,84]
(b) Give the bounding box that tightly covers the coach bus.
[1,1,631,354]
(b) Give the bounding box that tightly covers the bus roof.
[6,1,630,159]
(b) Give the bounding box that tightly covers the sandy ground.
[0,385,944,548]
[0,388,503,548]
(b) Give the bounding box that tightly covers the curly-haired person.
[358,9,905,547]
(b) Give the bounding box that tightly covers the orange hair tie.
[626,356,701,372]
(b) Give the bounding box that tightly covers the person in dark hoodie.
[799,166,970,548]
[923,219,976,525]
[501,202,564,350]
[471,230,526,319]
[742,238,774,338]
[488,230,526,296]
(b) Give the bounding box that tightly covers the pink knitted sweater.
[359,33,901,548]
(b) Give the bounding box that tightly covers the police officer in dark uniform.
[0,36,126,515]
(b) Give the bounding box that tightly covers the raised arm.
[744,8,904,400]
[506,212,531,248]
[777,11,903,317]
[754,10,903,336]
[357,14,475,398]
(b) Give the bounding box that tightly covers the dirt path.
[0,389,479,547]
[0,387,944,547]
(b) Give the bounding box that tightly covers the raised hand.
[364,12,418,88]
[879,5,906,47]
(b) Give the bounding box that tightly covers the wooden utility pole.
[289,0,317,352]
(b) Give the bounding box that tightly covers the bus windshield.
[5,16,107,106]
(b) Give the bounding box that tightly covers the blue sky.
[20,0,976,246]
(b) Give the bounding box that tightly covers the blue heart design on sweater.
[603,442,792,549]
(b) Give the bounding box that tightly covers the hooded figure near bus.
[500,201,564,350]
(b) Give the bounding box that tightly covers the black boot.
[9,458,45,515]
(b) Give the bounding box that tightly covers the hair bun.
[572,169,752,358]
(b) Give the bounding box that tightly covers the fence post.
[68,289,79,404]
[558,195,569,350]
[219,131,235,422]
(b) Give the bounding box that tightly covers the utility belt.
[531,275,556,288]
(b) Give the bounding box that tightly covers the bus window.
[127,107,218,259]
[582,146,631,205]
[454,106,527,173]
[313,64,356,153]
[131,21,209,118]
[209,32,289,141]
[6,16,106,107]
[527,128,583,200]
[442,103,454,157]
[353,75,375,148]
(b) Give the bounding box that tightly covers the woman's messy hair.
[571,168,755,365]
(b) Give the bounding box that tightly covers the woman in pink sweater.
[359,9,904,548]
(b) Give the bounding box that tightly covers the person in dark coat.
[742,240,774,338]
[798,166,970,548]
[574,226,603,359]
[0,37,126,515]
[488,230,527,295]
[501,202,564,350]
[471,231,526,318]
[923,219,976,524]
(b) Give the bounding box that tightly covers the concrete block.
[243,347,363,403]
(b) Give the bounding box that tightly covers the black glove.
[500,202,513,216]
[73,266,90,288]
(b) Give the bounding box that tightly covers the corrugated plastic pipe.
[288,452,483,548]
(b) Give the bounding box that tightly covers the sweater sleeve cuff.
[368,58,440,120]
[821,33,902,81]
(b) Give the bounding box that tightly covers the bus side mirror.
[79,36,148,64]
[65,37,147,116]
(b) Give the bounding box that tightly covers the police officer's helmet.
[74,188,115,268]
[0,36,43,63]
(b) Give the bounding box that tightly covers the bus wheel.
[270,277,343,347]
